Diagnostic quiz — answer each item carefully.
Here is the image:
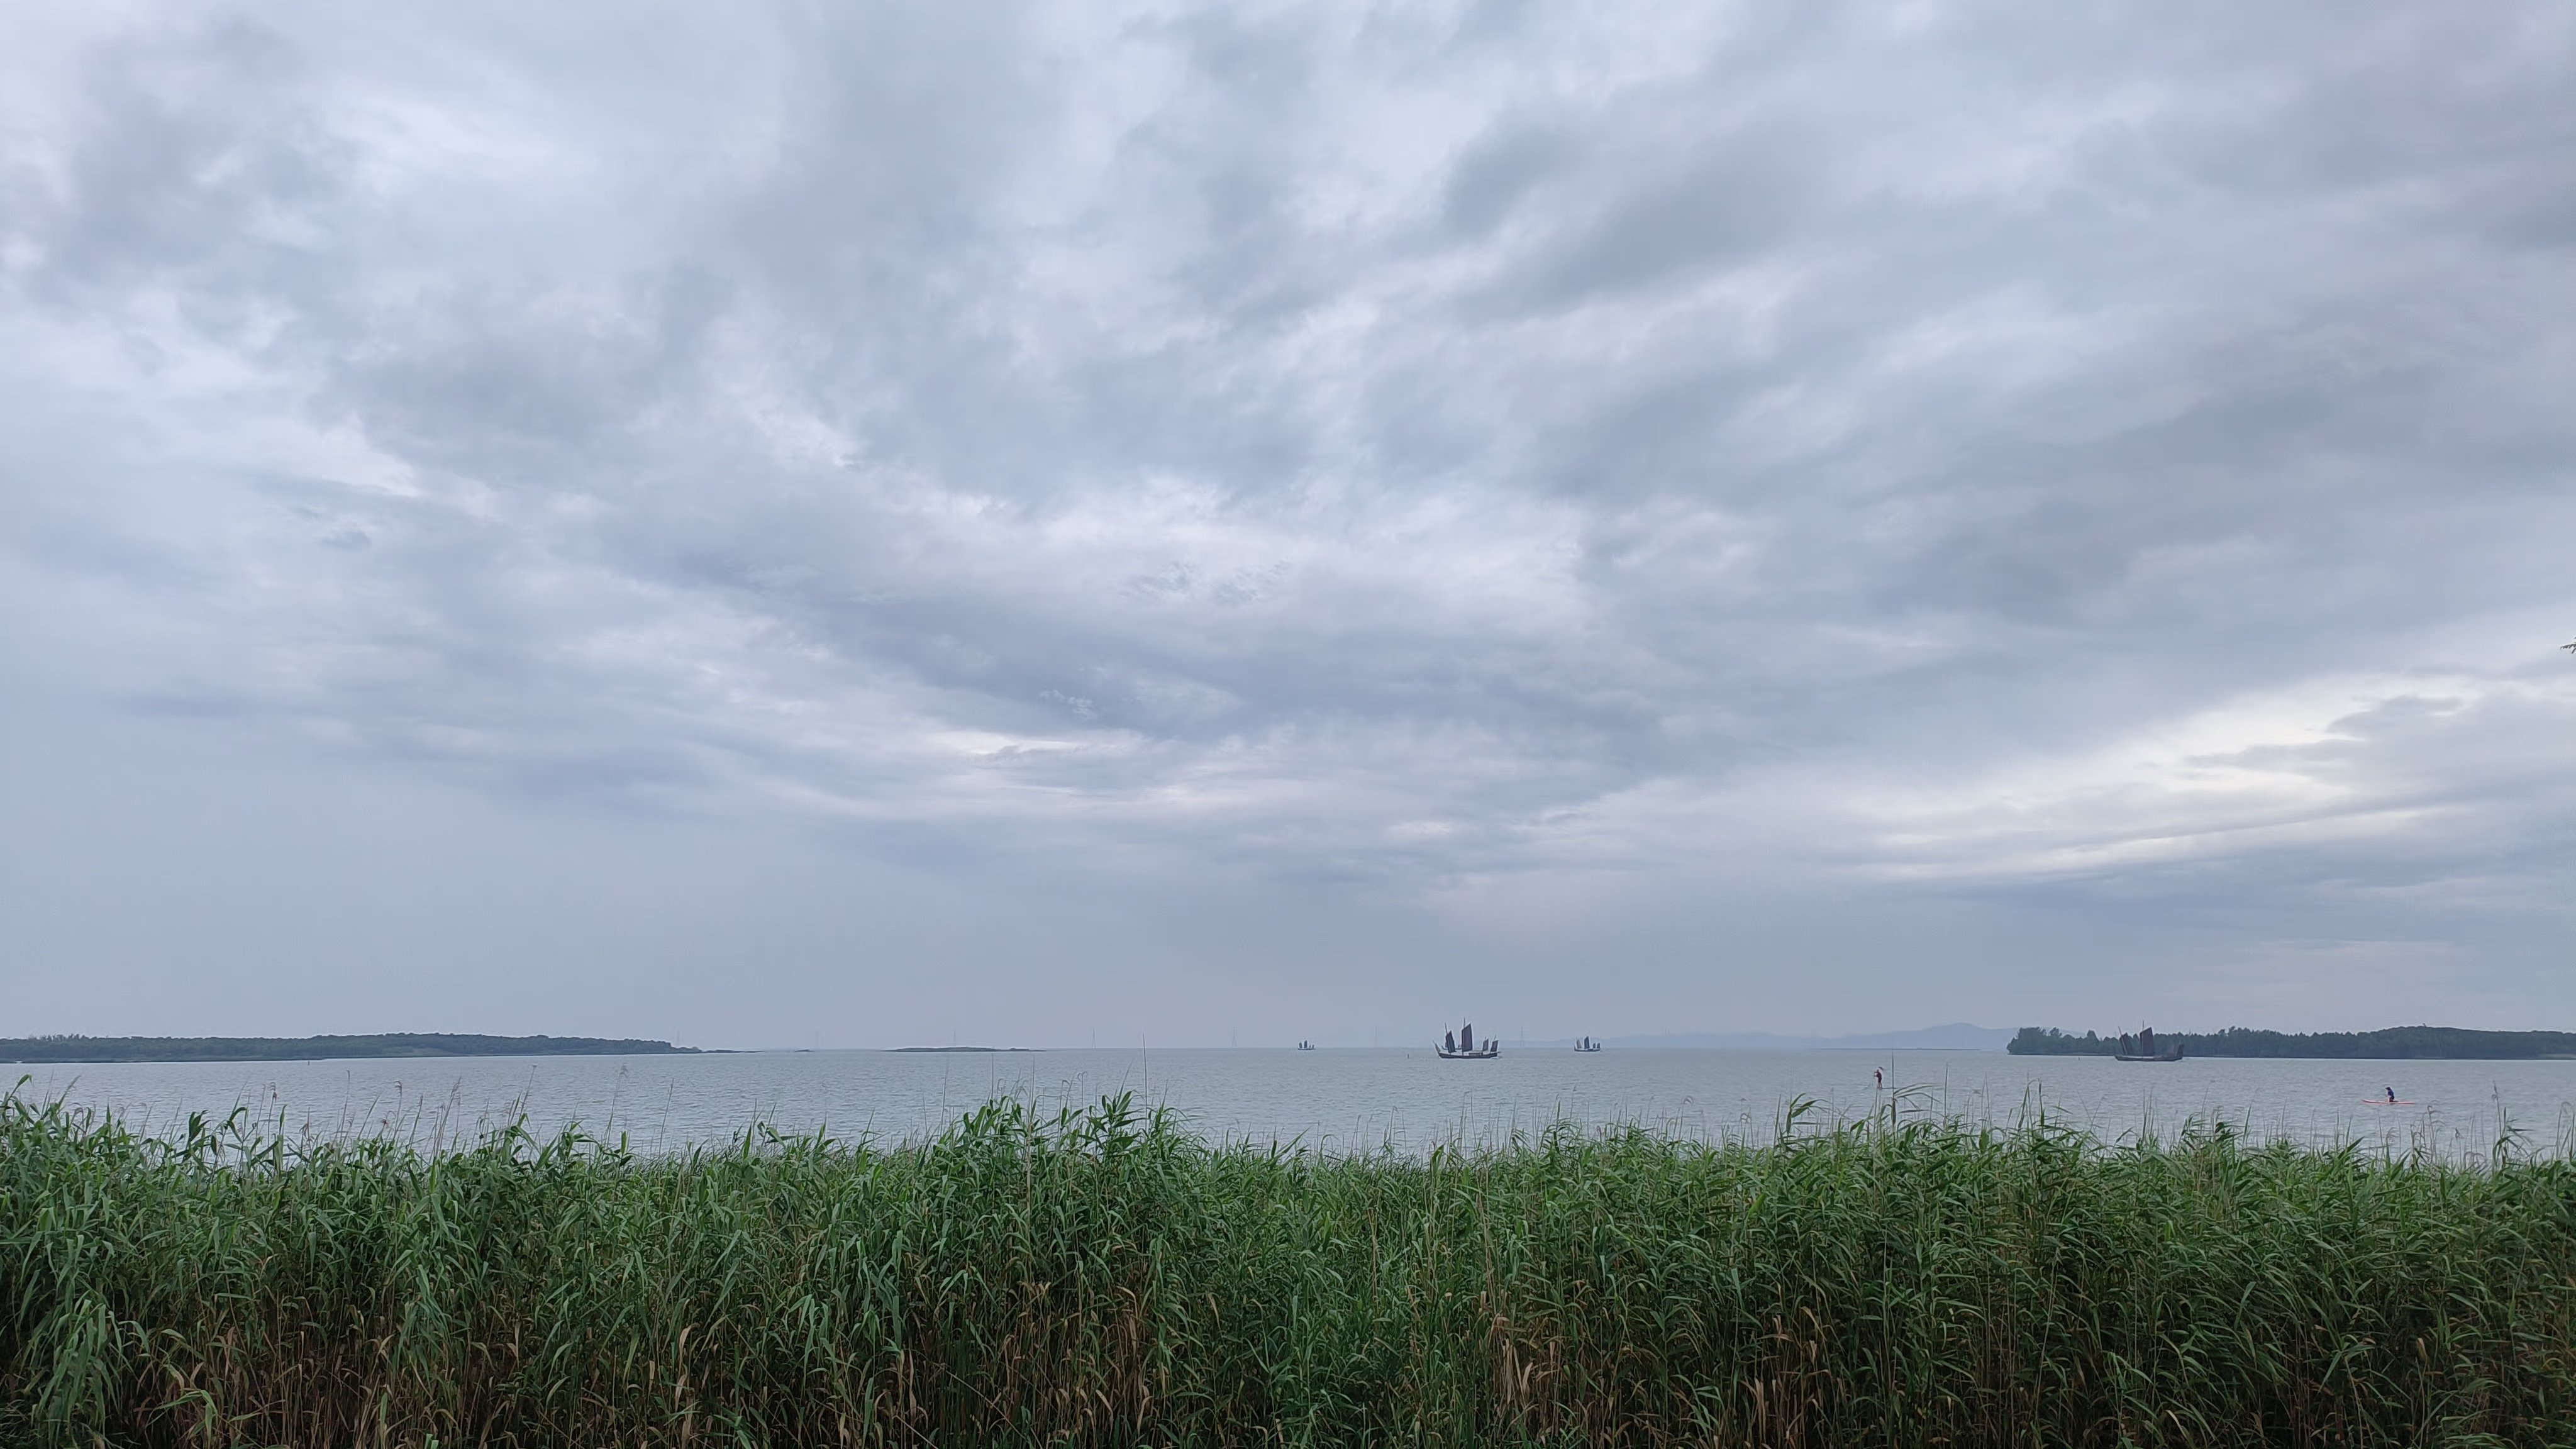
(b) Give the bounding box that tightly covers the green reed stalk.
[3,1092,2570,1446]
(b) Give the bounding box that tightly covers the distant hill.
[1600,1024,2014,1052]
[2009,1026,2576,1060]
[0,1034,701,1064]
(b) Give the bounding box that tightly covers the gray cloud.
[2,0,2570,1043]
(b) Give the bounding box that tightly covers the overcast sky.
[2,1,2569,1048]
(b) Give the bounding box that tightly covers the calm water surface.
[15,1048,2576,1160]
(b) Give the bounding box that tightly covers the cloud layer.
[4,1,2571,1042]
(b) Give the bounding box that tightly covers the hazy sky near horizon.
[3,1,2570,1049]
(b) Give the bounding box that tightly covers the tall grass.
[3,1091,2570,1446]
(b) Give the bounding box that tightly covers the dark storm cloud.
[3,0,2570,1035]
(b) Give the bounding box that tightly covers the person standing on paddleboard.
[2385,1085,2397,1104]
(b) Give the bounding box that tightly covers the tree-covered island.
[0,1033,701,1063]
[2010,1025,2576,1058]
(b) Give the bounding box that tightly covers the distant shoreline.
[890,1046,1034,1053]
[0,1034,701,1065]
[2010,1025,2576,1060]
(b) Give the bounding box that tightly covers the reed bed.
[3,1092,2570,1448]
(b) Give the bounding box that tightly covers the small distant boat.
[1296,1040,1315,1052]
[1436,1023,1501,1059]
[1574,1036,1603,1053]
[2114,1026,2184,1062]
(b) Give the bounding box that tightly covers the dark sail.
[1444,1030,1457,1053]
[1461,1023,1474,1052]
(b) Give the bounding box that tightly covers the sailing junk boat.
[1436,1023,1501,1059]
[1296,1040,1316,1051]
[2114,1026,2184,1062]
[1574,1036,1603,1053]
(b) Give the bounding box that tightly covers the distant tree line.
[0,1033,699,1064]
[2009,1026,2576,1060]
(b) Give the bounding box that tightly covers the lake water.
[13,1048,2576,1161]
